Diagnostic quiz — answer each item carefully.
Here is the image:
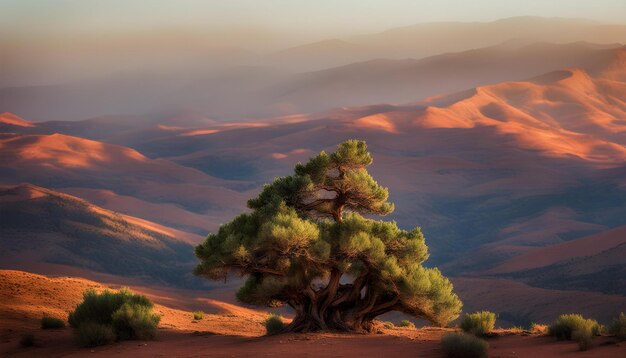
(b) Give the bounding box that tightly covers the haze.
[2,0,626,88]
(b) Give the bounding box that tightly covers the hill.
[0,184,198,286]
[483,226,626,295]
[0,132,247,233]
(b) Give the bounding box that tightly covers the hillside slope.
[0,184,198,286]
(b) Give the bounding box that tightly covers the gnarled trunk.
[282,274,399,333]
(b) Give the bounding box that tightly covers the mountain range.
[1,29,625,325]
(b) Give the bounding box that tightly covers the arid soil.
[1,270,624,357]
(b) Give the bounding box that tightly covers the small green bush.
[193,311,204,320]
[572,323,594,351]
[111,303,160,340]
[68,288,159,346]
[548,314,600,341]
[398,319,415,329]
[383,321,395,329]
[609,312,626,340]
[76,323,116,347]
[460,311,496,337]
[264,314,285,335]
[68,288,153,328]
[41,315,65,329]
[441,332,488,358]
[19,334,35,348]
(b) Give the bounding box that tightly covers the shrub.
[41,315,65,329]
[609,312,626,340]
[460,311,496,337]
[383,321,395,329]
[193,311,204,320]
[264,314,285,335]
[19,334,35,348]
[398,319,415,329]
[529,322,548,335]
[441,332,488,358]
[76,323,116,347]
[572,323,594,351]
[111,303,160,340]
[68,288,159,346]
[68,288,153,328]
[548,314,600,340]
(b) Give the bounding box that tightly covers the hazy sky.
[1,0,625,87]
[3,0,626,39]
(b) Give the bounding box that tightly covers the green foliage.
[441,333,488,358]
[193,311,204,320]
[194,140,462,329]
[548,314,601,340]
[41,315,65,329]
[76,323,116,347]
[264,314,285,335]
[19,334,35,348]
[68,288,153,328]
[609,312,626,340]
[460,311,496,337]
[68,288,159,346]
[111,303,160,340]
[572,324,594,351]
[383,321,395,329]
[398,319,415,328]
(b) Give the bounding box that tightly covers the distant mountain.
[0,184,198,286]
[351,16,626,60]
[2,42,624,122]
[264,39,376,71]
[257,43,625,119]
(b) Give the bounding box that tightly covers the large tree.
[194,140,462,332]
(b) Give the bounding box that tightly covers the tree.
[194,140,462,332]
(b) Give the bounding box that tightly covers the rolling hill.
[0,130,247,233]
[485,226,626,295]
[0,184,200,286]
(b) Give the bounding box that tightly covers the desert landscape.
[1,1,626,357]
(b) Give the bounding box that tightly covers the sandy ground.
[1,270,624,357]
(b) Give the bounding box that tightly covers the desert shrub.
[264,314,285,335]
[572,323,594,351]
[19,334,35,348]
[68,288,153,328]
[460,311,496,337]
[548,314,600,340]
[41,315,65,329]
[529,322,548,335]
[383,321,395,329]
[111,303,160,340]
[398,319,415,328]
[609,312,626,340]
[68,288,159,346]
[193,311,204,320]
[441,332,488,358]
[76,323,116,347]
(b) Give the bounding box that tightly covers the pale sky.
[2,0,626,39]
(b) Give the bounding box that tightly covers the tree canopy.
[194,140,462,332]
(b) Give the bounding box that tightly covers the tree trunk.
[283,288,394,333]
